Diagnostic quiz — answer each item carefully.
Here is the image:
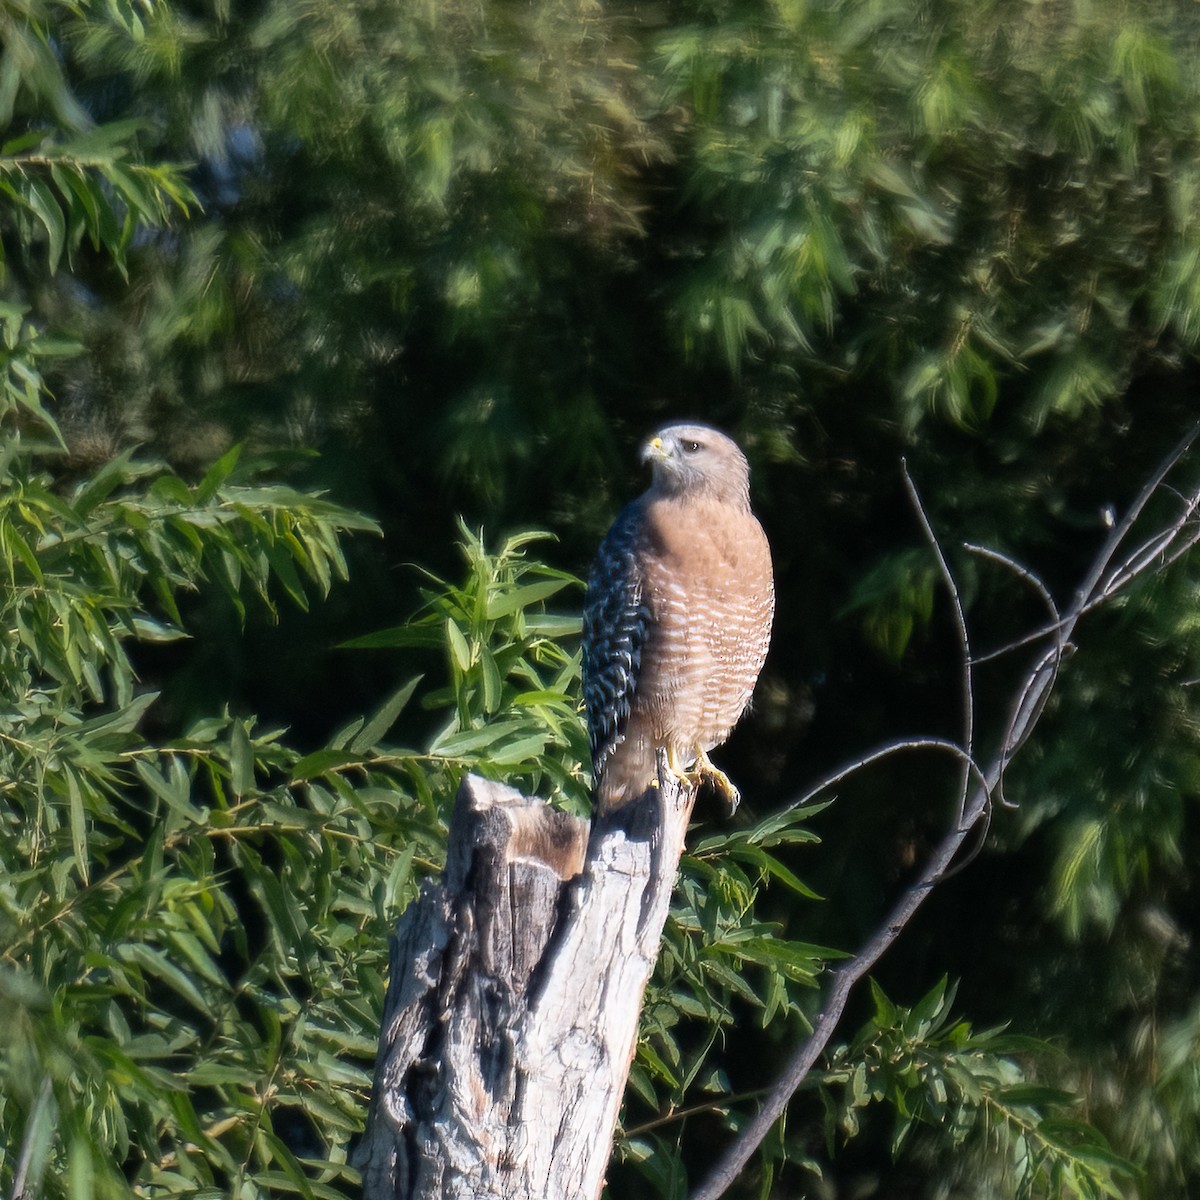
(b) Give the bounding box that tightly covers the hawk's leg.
[653,745,695,792]
[653,748,740,814]
[691,748,740,815]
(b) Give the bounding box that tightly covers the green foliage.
[343,522,590,810]
[616,802,835,1194]
[0,519,596,1197]
[626,804,832,1112]
[5,0,1200,1196]
[840,547,940,663]
[0,121,193,278]
[0,309,403,1193]
[0,20,414,1188]
[657,0,1200,430]
[0,299,76,435]
[823,979,1134,1199]
[3,711,428,1200]
[0,445,374,709]
[36,0,667,482]
[1,0,193,282]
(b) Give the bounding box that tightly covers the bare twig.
[690,429,1200,1200]
[902,461,974,824]
[624,1088,771,1138]
[962,543,1067,808]
[963,425,1200,666]
[1072,422,1200,611]
[783,737,991,828]
[965,543,1062,666]
[1095,490,1200,601]
[997,645,1062,770]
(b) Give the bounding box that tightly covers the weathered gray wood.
[355,768,694,1200]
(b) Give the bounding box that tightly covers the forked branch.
[690,424,1200,1200]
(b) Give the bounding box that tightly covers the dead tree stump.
[354,769,695,1200]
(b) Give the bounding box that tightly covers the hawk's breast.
[637,493,774,754]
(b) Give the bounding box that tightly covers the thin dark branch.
[624,1088,771,1138]
[967,425,1200,665]
[963,547,1064,811]
[965,543,1062,666]
[964,613,1068,664]
[1095,497,1200,601]
[1099,523,1183,593]
[1073,421,1200,610]
[690,784,981,1200]
[1147,522,1200,578]
[689,429,1200,1200]
[992,645,1062,808]
[902,461,974,823]
[783,737,991,830]
[971,509,1197,659]
[937,797,993,881]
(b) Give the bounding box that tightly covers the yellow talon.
[652,747,740,814]
[654,747,697,794]
[691,748,741,815]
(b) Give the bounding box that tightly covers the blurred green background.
[4,0,1200,1196]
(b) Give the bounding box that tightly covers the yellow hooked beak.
[641,435,670,465]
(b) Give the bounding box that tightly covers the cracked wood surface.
[356,769,694,1199]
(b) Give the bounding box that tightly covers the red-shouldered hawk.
[583,423,774,814]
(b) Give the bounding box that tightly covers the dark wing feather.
[582,501,651,780]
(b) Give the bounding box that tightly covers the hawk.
[582,423,775,814]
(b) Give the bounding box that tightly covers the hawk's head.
[641,423,752,507]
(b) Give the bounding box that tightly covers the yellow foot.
[653,748,694,793]
[691,749,741,815]
[653,748,740,814]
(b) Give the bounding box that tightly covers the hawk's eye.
[682,440,702,454]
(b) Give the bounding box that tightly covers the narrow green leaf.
[117,944,212,1014]
[67,1133,95,1200]
[351,675,423,753]
[164,930,228,990]
[479,646,502,713]
[14,1078,55,1199]
[484,578,572,619]
[431,719,523,756]
[65,768,89,883]
[26,177,66,272]
[195,444,243,501]
[136,758,200,824]
[291,748,367,781]
[488,732,549,766]
[446,618,472,672]
[230,720,253,798]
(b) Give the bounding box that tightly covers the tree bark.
[355,767,694,1200]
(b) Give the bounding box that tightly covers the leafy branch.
[819,978,1130,1198]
